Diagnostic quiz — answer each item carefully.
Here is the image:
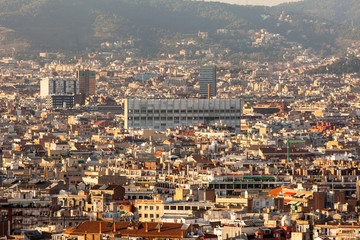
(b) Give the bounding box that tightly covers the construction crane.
[287,139,306,162]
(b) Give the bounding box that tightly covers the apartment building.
[40,77,79,97]
[135,200,164,222]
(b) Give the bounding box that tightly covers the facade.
[87,184,125,213]
[9,199,52,233]
[135,200,164,222]
[124,98,242,131]
[40,77,79,98]
[77,70,96,96]
[46,95,74,109]
[162,201,214,219]
[199,65,216,97]
[208,175,292,197]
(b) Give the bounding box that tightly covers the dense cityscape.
[1,0,360,240]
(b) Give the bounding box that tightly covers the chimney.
[99,222,102,234]
[113,222,116,233]
[146,222,148,232]
[158,223,161,233]
[207,84,211,99]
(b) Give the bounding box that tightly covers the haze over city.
[205,0,302,6]
[0,0,359,240]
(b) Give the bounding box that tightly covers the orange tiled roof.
[268,187,282,197]
[63,221,188,239]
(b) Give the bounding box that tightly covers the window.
[150,206,153,210]
[139,206,142,210]
[150,214,154,218]
[156,214,159,218]
[164,206,169,210]
[171,206,176,210]
[185,206,190,210]
[145,214,148,218]
[156,206,159,210]
[178,206,184,210]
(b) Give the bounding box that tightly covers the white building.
[40,77,79,97]
[124,98,243,131]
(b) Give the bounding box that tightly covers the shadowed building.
[77,70,96,96]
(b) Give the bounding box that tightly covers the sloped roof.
[63,221,188,239]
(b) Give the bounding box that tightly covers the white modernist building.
[124,98,243,131]
[40,77,79,98]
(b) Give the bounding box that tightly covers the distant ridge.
[0,0,355,54]
[204,0,302,7]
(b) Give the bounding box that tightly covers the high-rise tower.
[199,65,216,97]
[77,69,96,96]
[40,77,79,98]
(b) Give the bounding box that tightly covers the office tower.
[40,77,79,98]
[199,65,216,97]
[124,98,242,131]
[77,70,96,96]
[46,95,74,109]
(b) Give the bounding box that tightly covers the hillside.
[306,56,360,75]
[0,0,353,54]
[277,0,360,25]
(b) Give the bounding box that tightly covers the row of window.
[164,205,210,211]
[138,205,211,211]
[130,109,239,114]
[138,205,160,210]
[209,183,284,189]
[129,116,241,121]
[139,213,160,219]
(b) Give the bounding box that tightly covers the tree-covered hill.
[277,0,360,25]
[0,0,355,53]
[277,0,360,41]
[307,56,360,75]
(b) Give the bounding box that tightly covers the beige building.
[291,232,311,240]
[135,200,164,222]
[57,191,89,212]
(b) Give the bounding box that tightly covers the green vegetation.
[277,0,360,41]
[277,0,360,26]
[307,56,360,75]
[0,0,356,54]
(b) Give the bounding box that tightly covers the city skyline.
[0,0,359,239]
